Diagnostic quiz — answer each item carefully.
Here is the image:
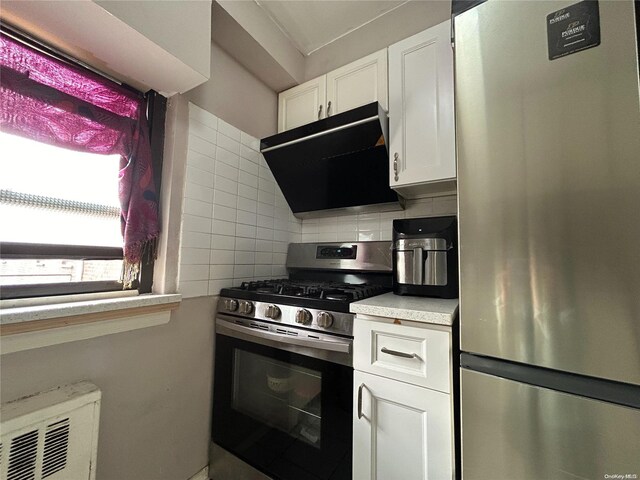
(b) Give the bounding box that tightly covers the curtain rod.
[0,21,143,96]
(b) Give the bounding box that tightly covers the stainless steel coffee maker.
[392,216,458,298]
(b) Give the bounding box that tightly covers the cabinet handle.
[318,104,323,119]
[381,346,417,359]
[393,152,399,181]
[357,383,365,419]
[327,101,332,117]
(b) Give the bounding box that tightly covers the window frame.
[0,26,166,300]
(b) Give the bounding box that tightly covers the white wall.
[217,0,305,86]
[304,1,451,81]
[1,0,211,95]
[185,43,278,139]
[0,296,215,480]
[95,0,211,78]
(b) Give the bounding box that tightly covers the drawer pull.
[381,346,417,359]
[357,383,365,419]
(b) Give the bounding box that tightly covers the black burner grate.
[225,279,388,312]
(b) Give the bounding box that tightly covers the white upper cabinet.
[388,20,456,197]
[277,49,388,133]
[277,76,326,133]
[326,49,388,116]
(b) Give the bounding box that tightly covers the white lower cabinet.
[353,315,455,479]
[353,370,453,480]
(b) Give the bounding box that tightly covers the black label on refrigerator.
[547,1,600,60]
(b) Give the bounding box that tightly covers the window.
[0,29,166,299]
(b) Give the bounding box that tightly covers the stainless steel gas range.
[210,242,392,480]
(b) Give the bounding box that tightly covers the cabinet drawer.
[354,317,451,393]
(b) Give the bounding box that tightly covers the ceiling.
[255,0,408,56]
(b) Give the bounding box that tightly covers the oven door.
[212,317,353,480]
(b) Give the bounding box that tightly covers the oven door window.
[213,333,352,480]
[233,350,323,448]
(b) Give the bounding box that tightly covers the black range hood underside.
[260,102,402,218]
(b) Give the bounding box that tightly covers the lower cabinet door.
[353,370,453,480]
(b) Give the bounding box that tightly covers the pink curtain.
[0,33,159,287]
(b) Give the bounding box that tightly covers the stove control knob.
[295,309,312,325]
[224,299,239,312]
[238,301,254,315]
[265,304,281,319]
[317,311,334,328]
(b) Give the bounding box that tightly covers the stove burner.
[236,279,386,304]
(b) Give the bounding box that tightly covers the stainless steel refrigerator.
[455,1,640,478]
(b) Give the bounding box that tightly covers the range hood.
[260,102,403,218]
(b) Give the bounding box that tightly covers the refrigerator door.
[461,368,640,479]
[456,0,640,385]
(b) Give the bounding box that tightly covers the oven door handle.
[216,318,351,354]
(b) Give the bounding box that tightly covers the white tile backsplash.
[235,224,257,239]
[210,249,235,265]
[182,231,211,249]
[180,264,209,282]
[178,104,302,298]
[241,132,260,151]
[189,104,218,130]
[187,151,215,173]
[210,264,234,280]
[299,196,457,243]
[237,196,258,214]
[239,153,259,171]
[188,135,217,159]
[190,120,218,143]
[213,190,237,209]
[182,214,212,234]
[235,237,256,251]
[216,132,240,156]
[256,240,272,252]
[236,210,257,226]
[215,145,239,167]
[210,234,235,250]
[238,184,258,201]
[184,182,214,203]
[212,204,237,222]
[240,144,260,164]
[238,170,258,188]
[211,219,236,236]
[233,264,254,279]
[180,248,211,265]
[179,105,457,298]
[215,161,239,182]
[180,280,209,298]
[184,198,213,218]
[218,119,241,141]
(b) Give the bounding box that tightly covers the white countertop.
[1,293,182,325]
[350,292,458,326]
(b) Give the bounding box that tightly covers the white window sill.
[0,293,182,354]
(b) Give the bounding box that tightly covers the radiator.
[0,382,101,480]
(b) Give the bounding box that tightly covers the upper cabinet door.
[388,20,455,189]
[277,76,327,133]
[326,49,388,116]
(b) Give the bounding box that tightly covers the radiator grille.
[42,419,70,479]
[7,430,38,480]
[1,382,100,480]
